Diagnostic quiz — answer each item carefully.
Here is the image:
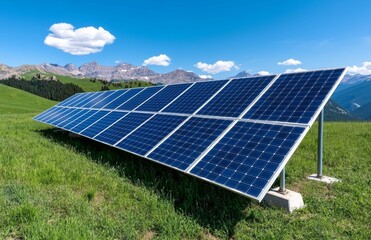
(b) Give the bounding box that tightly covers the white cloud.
[199,75,213,79]
[143,54,171,66]
[257,70,270,76]
[278,58,302,66]
[347,62,371,75]
[115,60,121,64]
[44,23,115,55]
[195,60,238,74]
[284,68,308,73]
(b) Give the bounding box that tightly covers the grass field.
[0,86,370,239]
[22,70,154,92]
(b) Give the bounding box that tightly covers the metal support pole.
[279,167,285,192]
[317,109,324,178]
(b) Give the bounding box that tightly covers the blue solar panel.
[163,80,228,114]
[103,88,142,110]
[62,109,91,130]
[198,76,275,117]
[95,112,152,145]
[80,111,128,138]
[33,68,346,201]
[73,92,100,107]
[57,93,83,107]
[51,108,81,126]
[91,90,126,109]
[34,106,59,121]
[116,114,187,156]
[83,91,114,108]
[190,122,305,199]
[70,110,110,133]
[148,117,232,171]
[116,86,163,110]
[136,84,191,112]
[244,69,345,124]
[43,108,70,123]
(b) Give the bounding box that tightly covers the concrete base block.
[307,174,341,183]
[263,187,304,213]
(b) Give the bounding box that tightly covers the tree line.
[0,76,84,101]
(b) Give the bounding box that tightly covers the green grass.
[0,84,57,114]
[22,70,154,92]
[0,88,370,239]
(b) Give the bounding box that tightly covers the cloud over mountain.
[278,58,302,66]
[143,54,171,66]
[44,23,115,55]
[284,68,307,73]
[195,60,238,74]
[347,62,371,75]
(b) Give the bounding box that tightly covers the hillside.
[352,102,371,120]
[324,100,358,121]
[0,84,56,114]
[0,85,370,239]
[332,80,371,111]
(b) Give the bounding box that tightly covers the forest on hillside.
[0,76,83,101]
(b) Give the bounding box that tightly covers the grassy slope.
[0,88,370,239]
[22,70,153,92]
[0,84,57,114]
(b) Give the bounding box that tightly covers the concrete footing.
[307,174,341,183]
[263,187,304,213]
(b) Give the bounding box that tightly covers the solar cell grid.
[198,76,275,117]
[80,111,129,138]
[190,121,305,199]
[148,117,232,171]
[136,83,192,112]
[163,80,228,114]
[243,69,345,124]
[94,112,152,145]
[116,114,187,155]
[71,110,110,133]
[102,89,140,110]
[73,92,100,107]
[62,109,91,130]
[116,86,163,110]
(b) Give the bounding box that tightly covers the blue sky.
[1,0,370,79]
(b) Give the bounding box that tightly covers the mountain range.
[0,62,209,84]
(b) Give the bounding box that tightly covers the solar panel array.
[34,68,346,201]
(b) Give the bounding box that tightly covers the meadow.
[0,84,370,239]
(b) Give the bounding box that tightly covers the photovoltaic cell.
[71,110,110,133]
[91,90,126,109]
[116,114,187,156]
[73,92,100,107]
[34,107,59,121]
[83,91,114,108]
[103,88,141,110]
[57,93,83,107]
[243,69,345,124]
[163,80,228,114]
[43,108,70,123]
[116,86,163,110]
[51,108,81,126]
[95,112,152,145]
[148,117,232,171]
[198,76,275,117]
[136,84,191,112]
[190,122,305,199]
[62,109,91,130]
[80,111,128,138]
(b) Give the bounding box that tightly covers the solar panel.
[136,83,192,112]
[94,112,152,145]
[116,114,187,155]
[116,86,163,110]
[243,69,344,124]
[33,68,346,201]
[148,117,232,171]
[162,80,228,114]
[197,76,275,117]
